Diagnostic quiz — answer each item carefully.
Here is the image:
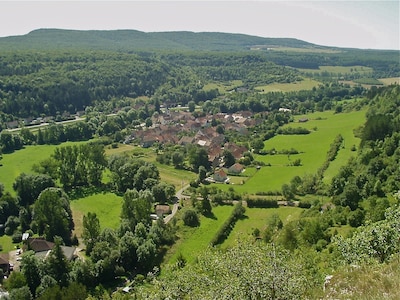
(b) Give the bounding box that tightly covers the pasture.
[164,204,234,266]
[70,192,123,238]
[255,78,321,93]
[222,206,304,248]
[0,141,86,195]
[211,108,366,194]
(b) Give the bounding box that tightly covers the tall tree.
[82,212,101,255]
[33,188,74,243]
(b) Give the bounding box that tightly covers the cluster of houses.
[126,110,255,182]
[0,234,77,279]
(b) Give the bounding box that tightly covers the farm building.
[213,169,228,182]
[228,163,245,174]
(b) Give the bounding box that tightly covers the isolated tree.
[188,100,196,112]
[198,165,207,182]
[172,151,184,169]
[182,210,200,227]
[223,150,235,168]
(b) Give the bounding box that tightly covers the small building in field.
[155,204,171,217]
[213,169,228,183]
[228,163,245,174]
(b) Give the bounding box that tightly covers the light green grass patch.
[203,80,243,93]
[255,78,321,93]
[378,77,400,86]
[70,192,123,238]
[165,205,234,265]
[222,207,304,248]
[0,235,15,253]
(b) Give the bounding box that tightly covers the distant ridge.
[0,28,321,52]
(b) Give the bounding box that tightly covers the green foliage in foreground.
[138,240,309,299]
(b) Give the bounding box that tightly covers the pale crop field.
[255,78,321,93]
[297,65,373,75]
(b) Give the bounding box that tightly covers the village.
[126,109,262,182]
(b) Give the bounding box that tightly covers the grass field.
[70,192,123,238]
[0,235,15,253]
[222,206,304,248]
[0,141,86,195]
[255,78,321,93]
[211,108,366,194]
[164,204,234,265]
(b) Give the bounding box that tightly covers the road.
[164,184,190,224]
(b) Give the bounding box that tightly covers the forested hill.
[0,28,318,51]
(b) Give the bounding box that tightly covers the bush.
[182,210,200,227]
[247,199,279,208]
[298,201,312,209]
[12,231,22,243]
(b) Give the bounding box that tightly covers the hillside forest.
[0,30,399,299]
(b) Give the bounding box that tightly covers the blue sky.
[0,1,399,50]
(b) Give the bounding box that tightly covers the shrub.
[182,210,200,227]
[247,199,279,208]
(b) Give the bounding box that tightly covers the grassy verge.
[0,235,15,253]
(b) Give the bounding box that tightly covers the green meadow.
[164,204,234,265]
[212,108,366,194]
[70,192,123,238]
[222,206,304,248]
[0,141,86,195]
[0,235,14,253]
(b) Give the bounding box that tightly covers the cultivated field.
[255,78,321,93]
[378,77,400,85]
